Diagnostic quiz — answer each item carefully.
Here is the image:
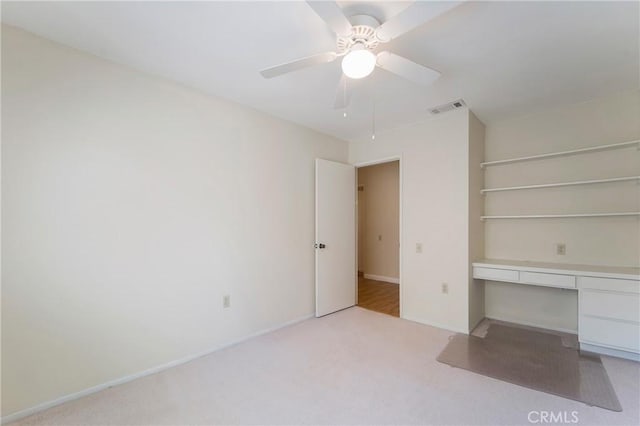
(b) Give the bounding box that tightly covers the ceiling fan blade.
[306,1,353,37]
[260,52,337,78]
[375,1,463,42]
[376,51,441,86]
[334,74,352,110]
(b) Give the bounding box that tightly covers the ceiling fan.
[260,1,462,109]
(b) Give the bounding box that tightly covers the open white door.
[315,159,356,317]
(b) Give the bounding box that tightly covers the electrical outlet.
[416,243,423,253]
[378,234,382,241]
[556,243,566,255]
[441,283,449,294]
[223,295,231,308]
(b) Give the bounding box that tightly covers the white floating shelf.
[480,140,640,168]
[481,212,640,220]
[481,176,640,194]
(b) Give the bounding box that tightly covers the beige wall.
[357,161,399,281]
[350,109,482,333]
[484,90,640,332]
[1,25,348,417]
[468,112,486,330]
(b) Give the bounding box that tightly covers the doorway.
[356,160,400,317]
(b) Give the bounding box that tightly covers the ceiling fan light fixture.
[341,45,376,79]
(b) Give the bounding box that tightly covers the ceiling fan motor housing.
[336,15,381,55]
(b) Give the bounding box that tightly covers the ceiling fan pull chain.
[371,100,376,141]
[343,77,348,118]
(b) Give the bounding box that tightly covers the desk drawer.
[580,316,640,353]
[581,290,640,323]
[578,276,640,293]
[473,267,519,282]
[520,271,576,289]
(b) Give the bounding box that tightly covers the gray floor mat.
[437,323,622,411]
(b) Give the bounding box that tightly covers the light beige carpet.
[10,307,640,425]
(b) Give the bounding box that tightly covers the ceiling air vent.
[429,99,466,115]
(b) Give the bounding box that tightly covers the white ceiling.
[2,1,638,142]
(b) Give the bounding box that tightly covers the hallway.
[357,277,399,317]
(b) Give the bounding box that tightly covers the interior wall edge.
[402,313,470,335]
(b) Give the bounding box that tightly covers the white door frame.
[353,155,403,318]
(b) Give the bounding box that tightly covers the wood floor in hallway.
[357,276,399,317]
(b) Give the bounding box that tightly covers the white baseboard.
[485,315,577,335]
[0,313,314,425]
[402,314,469,334]
[580,343,640,362]
[363,273,399,284]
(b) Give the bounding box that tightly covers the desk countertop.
[472,259,640,281]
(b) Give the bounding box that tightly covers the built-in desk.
[472,259,640,361]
